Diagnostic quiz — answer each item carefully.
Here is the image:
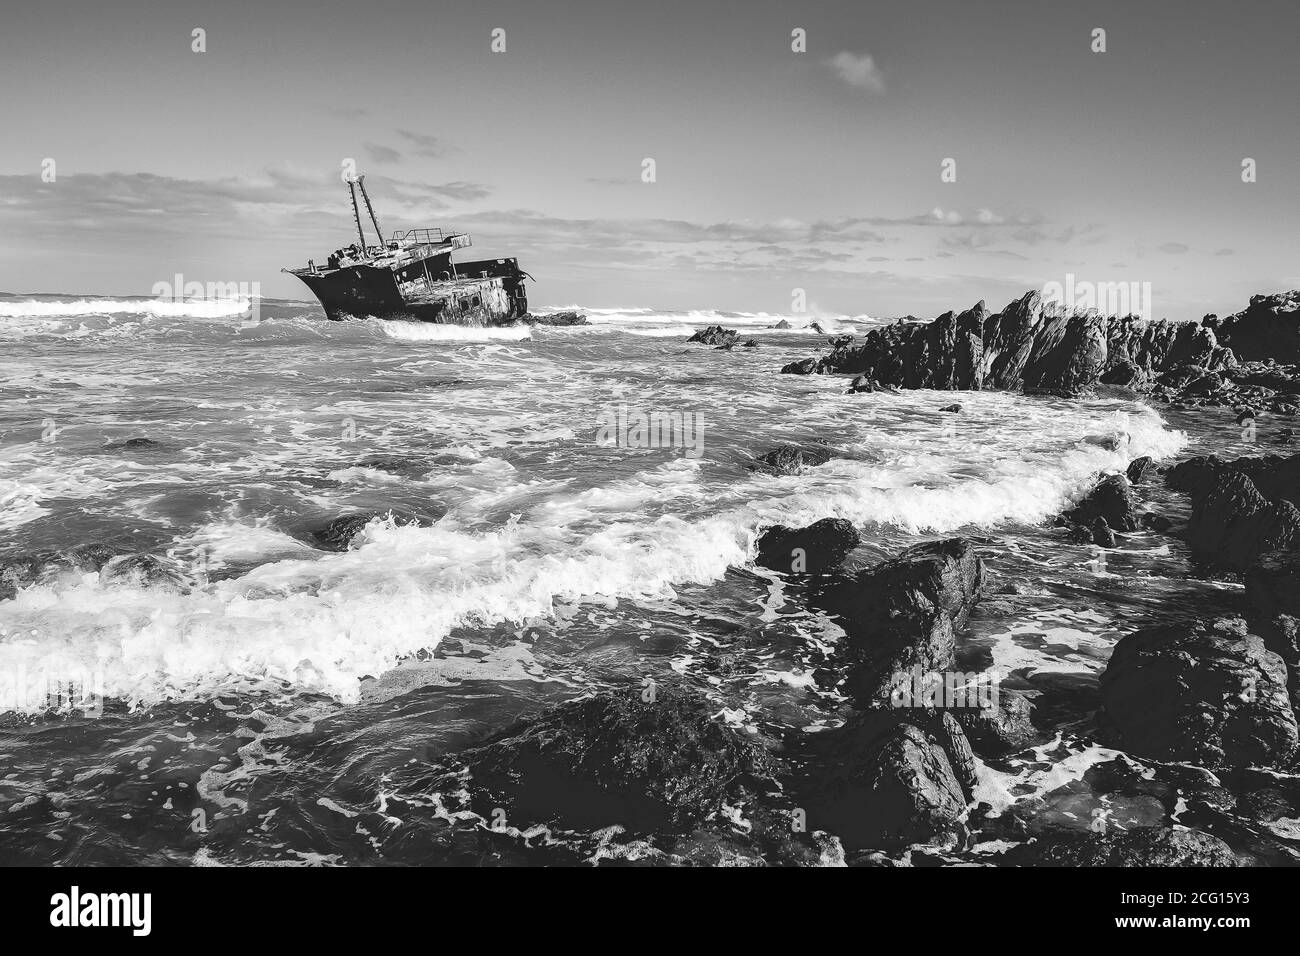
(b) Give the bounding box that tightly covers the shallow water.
[0,295,1285,865]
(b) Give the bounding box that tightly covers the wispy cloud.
[396,129,449,158]
[826,52,885,93]
[364,142,402,165]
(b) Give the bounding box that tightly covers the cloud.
[364,142,402,164]
[826,52,885,93]
[396,129,449,158]
[1159,242,1190,255]
[1214,247,1235,256]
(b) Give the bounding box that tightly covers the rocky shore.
[401,285,1296,866]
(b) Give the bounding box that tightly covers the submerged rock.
[686,326,738,347]
[100,554,186,591]
[1064,474,1139,532]
[749,444,832,475]
[819,539,985,705]
[1099,618,1298,769]
[755,518,860,575]
[308,509,439,551]
[433,685,778,833]
[524,310,588,326]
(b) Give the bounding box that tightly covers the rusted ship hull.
[294,257,528,324]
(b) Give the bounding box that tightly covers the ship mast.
[346,178,368,252]
[357,175,384,248]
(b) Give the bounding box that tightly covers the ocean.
[0,294,1251,864]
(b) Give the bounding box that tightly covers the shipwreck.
[284,174,530,324]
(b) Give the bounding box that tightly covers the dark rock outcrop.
[1099,618,1298,769]
[802,710,976,850]
[1125,456,1154,484]
[780,290,1229,395]
[428,686,778,833]
[1204,291,1300,364]
[1009,827,1238,867]
[1165,452,1300,571]
[755,518,860,575]
[953,689,1038,756]
[818,539,986,705]
[1064,474,1139,532]
[1246,549,1300,702]
[687,326,738,347]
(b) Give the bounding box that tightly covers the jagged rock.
[802,711,973,850]
[953,689,1038,756]
[428,686,778,832]
[755,518,860,575]
[687,325,737,347]
[774,291,1242,395]
[771,319,791,330]
[1099,618,1298,769]
[1125,456,1154,484]
[1246,549,1300,702]
[1009,827,1238,867]
[1064,474,1139,532]
[741,339,758,348]
[1204,290,1300,363]
[750,444,831,474]
[819,539,985,705]
[1090,516,1117,548]
[848,374,884,394]
[1186,471,1300,571]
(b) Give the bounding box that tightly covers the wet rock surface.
[818,538,985,705]
[1100,618,1298,769]
[426,685,780,833]
[755,518,860,575]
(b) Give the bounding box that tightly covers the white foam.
[373,320,532,342]
[0,297,252,319]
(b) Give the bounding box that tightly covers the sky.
[0,0,1297,319]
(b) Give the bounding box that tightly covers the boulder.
[1125,456,1155,484]
[953,689,1038,756]
[755,518,860,575]
[819,539,985,705]
[802,711,974,850]
[1064,474,1139,532]
[435,686,778,833]
[1099,618,1298,769]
